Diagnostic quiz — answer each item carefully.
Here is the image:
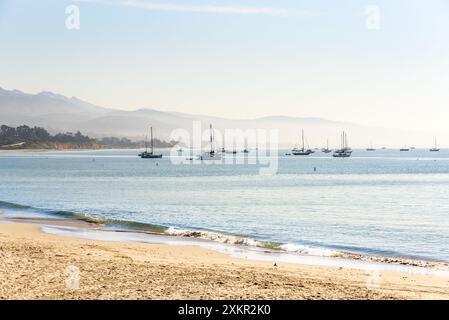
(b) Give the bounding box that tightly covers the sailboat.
[333,131,351,158]
[322,139,332,153]
[220,139,226,153]
[139,126,163,159]
[199,124,222,160]
[307,141,315,154]
[430,138,440,152]
[400,145,410,152]
[292,130,312,155]
[366,142,376,151]
[243,138,250,153]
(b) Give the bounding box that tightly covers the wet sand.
[1,222,449,300]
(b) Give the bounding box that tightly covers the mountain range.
[0,86,446,148]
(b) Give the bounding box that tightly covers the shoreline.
[0,147,141,153]
[0,147,178,154]
[2,213,449,277]
[1,201,449,274]
[1,221,449,299]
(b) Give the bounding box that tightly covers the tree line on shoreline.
[0,125,175,150]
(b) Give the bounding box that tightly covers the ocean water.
[1,148,449,262]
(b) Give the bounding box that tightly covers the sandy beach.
[1,222,449,300]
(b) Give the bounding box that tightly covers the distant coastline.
[0,147,174,153]
[2,86,449,148]
[0,124,175,151]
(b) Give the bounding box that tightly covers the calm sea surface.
[1,149,449,261]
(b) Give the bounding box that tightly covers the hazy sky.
[1,0,449,132]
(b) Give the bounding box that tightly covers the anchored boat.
[333,131,352,158]
[430,138,440,152]
[366,142,376,151]
[292,130,313,155]
[139,126,162,159]
[322,139,332,153]
[199,124,222,160]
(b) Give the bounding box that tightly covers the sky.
[1,0,449,132]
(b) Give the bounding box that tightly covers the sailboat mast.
[341,132,343,149]
[150,126,154,154]
[145,134,148,153]
[210,124,213,153]
[346,132,348,149]
[344,131,347,150]
[302,129,305,151]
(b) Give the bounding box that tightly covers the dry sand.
[1,222,449,300]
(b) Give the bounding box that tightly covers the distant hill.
[0,86,447,148]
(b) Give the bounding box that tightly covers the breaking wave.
[164,227,336,256]
[279,243,336,257]
[0,199,336,257]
